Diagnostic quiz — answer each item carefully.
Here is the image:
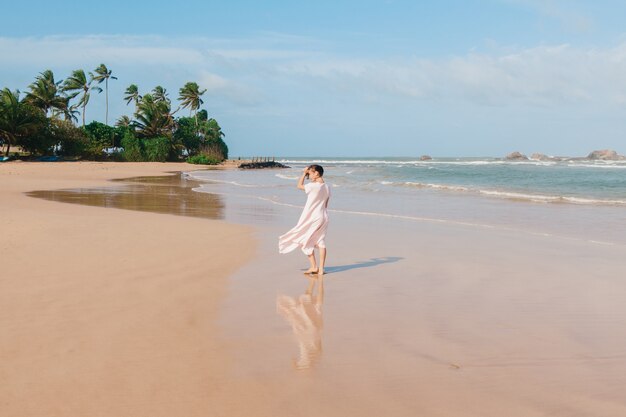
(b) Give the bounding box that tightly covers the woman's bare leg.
[318,247,327,275]
[304,252,318,274]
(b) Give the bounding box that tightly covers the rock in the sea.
[505,151,528,161]
[530,153,551,161]
[419,155,432,161]
[586,149,625,160]
[238,161,290,169]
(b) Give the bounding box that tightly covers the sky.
[2,0,626,157]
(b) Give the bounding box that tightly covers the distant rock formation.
[419,155,432,161]
[505,151,528,161]
[586,149,625,160]
[530,153,550,161]
[239,161,290,169]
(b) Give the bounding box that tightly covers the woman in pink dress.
[278,165,330,275]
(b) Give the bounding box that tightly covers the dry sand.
[0,161,255,416]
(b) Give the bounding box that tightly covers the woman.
[278,165,330,276]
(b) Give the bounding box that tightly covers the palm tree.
[123,84,141,110]
[24,70,67,117]
[115,115,132,128]
[60,104,80,124]
[92,64,117,125]
[63,69,102,127]
[0,89,44,156]
[178,82,206,126]
[134,94,175,138]
[152,86,170,104]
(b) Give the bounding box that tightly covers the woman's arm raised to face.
[297,167,308,191]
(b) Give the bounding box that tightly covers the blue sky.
[3,0,626,157]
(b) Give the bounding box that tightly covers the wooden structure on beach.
[247,157,276,163]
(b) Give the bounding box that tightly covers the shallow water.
[27,174,225,220]
[187,162,626,246]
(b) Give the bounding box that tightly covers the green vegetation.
[174,111,228,160]
[92,64,117,126]
[187,154,222,165]
[63,69,102,127]
[0,89,46,156]
[0,65,229,163]
[178,82,207,127]
[24,70,68,118]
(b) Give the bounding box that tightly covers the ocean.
[186,157,626,245]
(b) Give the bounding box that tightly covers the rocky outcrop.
[239,161,290,169]
[586,149,625,160]
[419,155,432,161]
[530,153,552,161]
[505,151,528,161]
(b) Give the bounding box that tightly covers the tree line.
[0,64,228,163]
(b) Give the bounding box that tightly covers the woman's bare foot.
[304,268,318,275]
[318,268,324,276]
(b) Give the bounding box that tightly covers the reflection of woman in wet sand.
[276,277,324,370]
[278,165,330,276]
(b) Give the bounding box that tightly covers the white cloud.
[0,35,205,67]
[198,71,262,106]
[274,43,626,107]
[3,34,626,110]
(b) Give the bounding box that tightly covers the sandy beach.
[2,161,626,416]
[0,162,255,416]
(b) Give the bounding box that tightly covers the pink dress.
[279,181,330,255]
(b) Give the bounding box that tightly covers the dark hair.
[308,164,324,177]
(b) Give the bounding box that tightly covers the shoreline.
[0,161,257,416]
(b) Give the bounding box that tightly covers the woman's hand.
[298,167,308,190]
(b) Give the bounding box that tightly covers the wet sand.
[27,174,226,220]
[2,161,626,416]
[206,212,626,417]
[195,179,626,416]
